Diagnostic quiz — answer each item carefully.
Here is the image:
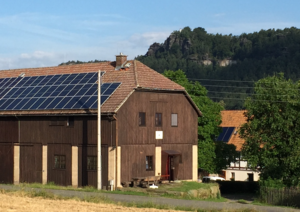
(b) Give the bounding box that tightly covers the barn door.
[0,143,13,183]
[20,144,42,183]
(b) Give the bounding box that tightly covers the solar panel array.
[216,127,235,142]
[0,72,121,111]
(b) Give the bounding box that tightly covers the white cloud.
[213,13,225,17]
[0,51,63,70]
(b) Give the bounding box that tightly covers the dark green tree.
[163,70,226,173]
[214,141,239,172]
[240,73,300,186]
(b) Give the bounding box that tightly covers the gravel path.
[0,184,299,212]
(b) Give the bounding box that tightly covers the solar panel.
[216,127,235,142]
[0,71,121,111]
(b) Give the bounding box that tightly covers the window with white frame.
[171,113,178,127]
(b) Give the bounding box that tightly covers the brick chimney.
[116,53,127,67]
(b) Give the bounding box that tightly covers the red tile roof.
[220,110,247,151]
[0,60,201,116]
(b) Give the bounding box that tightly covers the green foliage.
[163,70,226,173]
[240,73,300,187]
[58,59,108,66]
[137,26,300,109]
[214,142,239,172]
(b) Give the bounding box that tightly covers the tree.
[240,73,300,186]
[163,70,225,173]
[214,141,239,172]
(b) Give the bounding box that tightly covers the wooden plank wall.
[162,144,193,180]
[47,143,72,186]
[78,145,108,188]
[0,143,13,183]
[20,144,42,183]
[117,91,198,146]
[0,117,18,143]
[121,144,156,182]
[19,116,115,146]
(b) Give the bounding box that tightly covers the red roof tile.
[0,60,200,115]
[220,110,247,151]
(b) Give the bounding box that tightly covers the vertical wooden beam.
[42,145,48,184]
[13,145,20,185]
[72,146,78,187]
[155,146,161,176]
[192,145,198,181]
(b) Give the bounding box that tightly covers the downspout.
[113,114,118,189]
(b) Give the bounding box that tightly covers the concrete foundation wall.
[13,145,20,185]
[155,146,161,176]
[72,146,78,187]
[42,145,47,184]
[108,147,116,190]
[192,145,198,181]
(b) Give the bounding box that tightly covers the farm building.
[0,54,201,189]
[217,110,260,181]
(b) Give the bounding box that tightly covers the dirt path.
[0,192,183,212]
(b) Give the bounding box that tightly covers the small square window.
[139,112,146,126]
[171,114,178,127]
[146,156,153,171]
[67,117,74,127]
[54,155,66,169]
[87,156,97,170]
[155,113,162,126]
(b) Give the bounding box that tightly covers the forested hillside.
[136,27,300,109]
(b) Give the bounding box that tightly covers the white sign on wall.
[155,131,163,139]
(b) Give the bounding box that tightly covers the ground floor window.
[87,156,97,170]
[54,155,66,169]
[146,156,153,171]
[231,172,235,180]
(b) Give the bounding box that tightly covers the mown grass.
[13,181,227,202]
[17,182,148,196]
[161,193,227,202]
[164,181,217,192]
[0,189,258,212]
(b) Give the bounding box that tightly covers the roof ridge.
[0,61,112,72]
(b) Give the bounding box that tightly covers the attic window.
[155,113,162,127]
[139,112,146,126]
[171,114,178,127]
[67,117,74,127]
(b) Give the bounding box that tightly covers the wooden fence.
[260,187,300,208]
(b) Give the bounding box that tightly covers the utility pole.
[97,70,102,190]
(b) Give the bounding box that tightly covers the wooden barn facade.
[0,54,201,189]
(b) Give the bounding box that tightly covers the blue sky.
[0,0,299,70]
